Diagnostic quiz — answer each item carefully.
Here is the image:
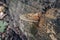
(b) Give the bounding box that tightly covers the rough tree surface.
[0,0,60,40]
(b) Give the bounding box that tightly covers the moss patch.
[0,20,8,33]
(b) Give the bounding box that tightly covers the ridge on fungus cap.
[45,8,60,19]
[20,12,42,22]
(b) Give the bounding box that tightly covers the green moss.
[0,38,1,40]
[0,20,8,33]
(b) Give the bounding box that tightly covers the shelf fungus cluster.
[20,8,60,40]
[0,2,7,19]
